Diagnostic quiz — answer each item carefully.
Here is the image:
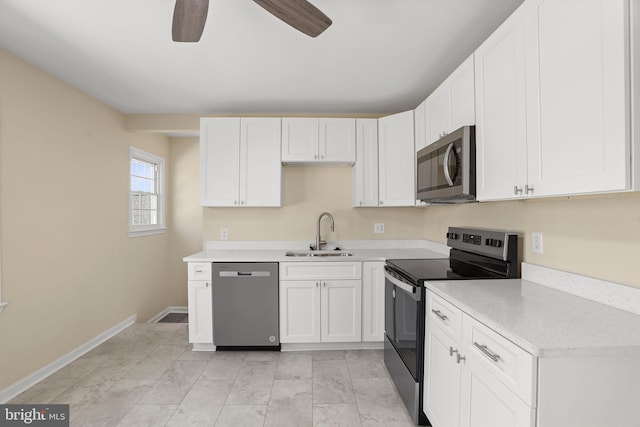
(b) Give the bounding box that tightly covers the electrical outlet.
[220,228,229,241]
[531,232,543,254]
[374,223,385,234]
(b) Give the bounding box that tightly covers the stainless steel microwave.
[416,126,476,203]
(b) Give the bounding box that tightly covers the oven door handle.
[384,270,416,294]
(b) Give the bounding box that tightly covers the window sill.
[128,228,167,238]
[0,302,7,314]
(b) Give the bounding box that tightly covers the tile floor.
[10,323,415,426]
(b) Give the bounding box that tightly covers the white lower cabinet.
[361,261,385,342]
[187,280,213,344]
[424,291,534,427]
[280,262,362,344]
[187,262,214,345]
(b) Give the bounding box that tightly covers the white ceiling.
[0,0,524,115]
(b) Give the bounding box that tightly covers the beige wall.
[203,166,425,242]
[0,49,173,389]
[168,137,202,306]
[421,192,640,288]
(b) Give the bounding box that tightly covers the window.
[129,147,166,237]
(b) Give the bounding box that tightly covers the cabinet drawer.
[462,315,536,407]
[280,262,362,280]
[188,262,212,281]
[427,291,463,341]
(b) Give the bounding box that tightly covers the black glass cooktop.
[387,251,511,285]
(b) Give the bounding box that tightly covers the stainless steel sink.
[285,250,352,257]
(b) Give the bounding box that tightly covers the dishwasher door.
[212,262,279,349]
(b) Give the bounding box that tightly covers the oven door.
[384,268,422,381]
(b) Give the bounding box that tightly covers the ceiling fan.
[172,0,333,42]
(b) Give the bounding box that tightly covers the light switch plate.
[374,223,385,234]
[220,228,229,240]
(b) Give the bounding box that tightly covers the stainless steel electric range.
[384,226,519,425]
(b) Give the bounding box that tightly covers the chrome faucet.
[315,212,335,251]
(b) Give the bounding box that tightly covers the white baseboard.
[0,314,137,404]
[281,341,384,352]
[146,306,188,323]
[192,343,216,351]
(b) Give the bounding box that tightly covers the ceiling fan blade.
[253,0,332,38]
[172,0,209,42]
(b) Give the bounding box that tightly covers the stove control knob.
[494,240,503,248]
[485,238,492,246]
[447,232,459,240]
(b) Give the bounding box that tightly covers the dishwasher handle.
[219,271,271,278]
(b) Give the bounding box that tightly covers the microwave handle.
[443,143,455,187]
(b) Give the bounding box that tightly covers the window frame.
[129,146,166,238]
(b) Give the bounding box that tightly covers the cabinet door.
[199,118,241,206]
[474,7,528,201]
[525,0,630,196]
[426,85,451,145]
[362,261,385,342]
[459,356,534,427]
[424,324,463,427]
[414,99,428,151]
[188,280,213,344]
[281,118,318,162]
[449,55,476,132]
[353,119,379,207]
[319,118,356,163]
[240,118,282,206]
[321,280,362,342]
[378,110,416,206]
[280,281,321,343]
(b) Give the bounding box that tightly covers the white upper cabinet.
[425,55,476,146]
[378,110,417,206]
[524,0,630,197]
[475,7,528,201]
[281,118,318,162]
[282,118,356,164]
[476,0,633,201]
[414,99,428,152]
[352,119,379,207]
[200,117,282,207]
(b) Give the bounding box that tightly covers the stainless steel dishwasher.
[212,262,279,350]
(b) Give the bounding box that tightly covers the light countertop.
[183,247,447,263]
[427,279,640,358]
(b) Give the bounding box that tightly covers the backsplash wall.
[421,192,640,289]
[202,165,426,242]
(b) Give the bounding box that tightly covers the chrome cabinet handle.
[449,347,458,357]
[443,143,455,187]
[456,354,466,364]
[206,282,209,287]
[514,186,523,195]
[432,309,448,321]
[525,185,534,194]
[473,342,501,362]
[379,200,384,205]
